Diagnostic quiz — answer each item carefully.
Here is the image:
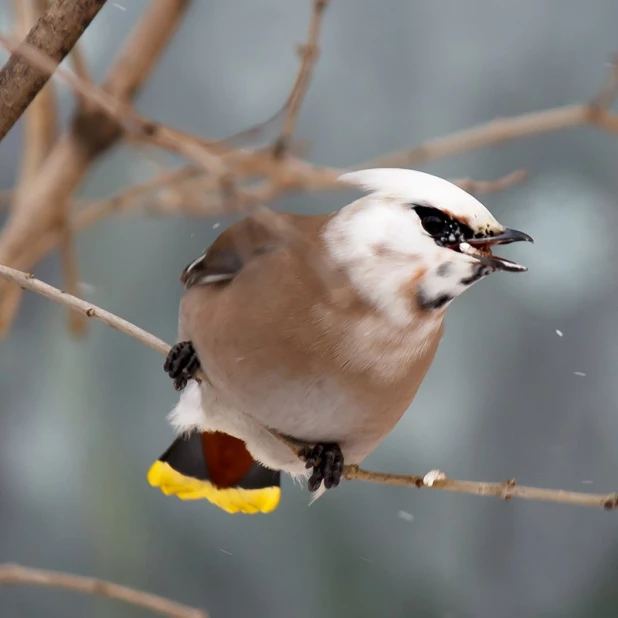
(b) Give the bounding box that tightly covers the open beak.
[458,228,533,273]
[468,228,534,247]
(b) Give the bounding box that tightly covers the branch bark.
[1,262,617,511]
[12,0,58,184]
[0,563,209,618]
[0,0,106,141]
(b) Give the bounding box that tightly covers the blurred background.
[2,1,618,617]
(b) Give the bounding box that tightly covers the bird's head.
[324,168,533,325]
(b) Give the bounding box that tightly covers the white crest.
[339,168,502,231]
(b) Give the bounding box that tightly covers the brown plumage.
[151,168,531,510]
[176,212,443,476]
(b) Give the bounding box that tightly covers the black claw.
[164,341,201,390]
[308,468,324,492]
[298,443,344,492]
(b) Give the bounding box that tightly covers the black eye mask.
[412,205,474,248]
[411,204,533,273]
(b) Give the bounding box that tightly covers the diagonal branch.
[0,563,209,618]
[0,0,107,141]
[11,0,58,184]
[361,56,618,170]
[1,262,617,511]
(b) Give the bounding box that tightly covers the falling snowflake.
[397,510,414,522]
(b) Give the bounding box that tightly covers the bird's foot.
[298,443,344,492]
[164,341,201,391]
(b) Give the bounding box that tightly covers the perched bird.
[148,167,532,514]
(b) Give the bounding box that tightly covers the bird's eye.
[413,205,449,237]
[420,214,447,236]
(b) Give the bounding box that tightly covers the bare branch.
[362,79,618,170]
[0,563,209,618]
[12,0,58,183]
[451,169,528,194]
[0,263,169,355]
[344,468,618,510]
[0,0,194,336]
[0,0,107,141]
[1,262,617,511]
[273,0,329,157]
[221,0,329,150]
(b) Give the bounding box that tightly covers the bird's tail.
[147,431,281,514]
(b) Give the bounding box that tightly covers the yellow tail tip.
[147,460,280,514]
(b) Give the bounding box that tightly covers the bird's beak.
[458,227,533,273]
[467,228,534,247]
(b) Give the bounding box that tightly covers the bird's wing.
[181,215,285,285]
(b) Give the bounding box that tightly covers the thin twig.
[0,263,169,355]
[0,0,107,141]
[273,0,329,157]
[361,57,618,170]
[220,0,329,149]
[1,262,617,511]
[0,563,209,618]
[76,165,202,224]
[451,169,528,195]
[343,468,618,510]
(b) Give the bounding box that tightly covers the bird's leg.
[298,443,344,492]
[164,341,201,391]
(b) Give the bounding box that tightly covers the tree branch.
[0,563,209,618]
[0,0,193,337]
[1,262,617,511]
[0,0,106,141]
[361,56,618,170]
[272,0,329,157]
[222,0,329,150]
[11,0,58,183]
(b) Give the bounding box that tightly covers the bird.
[147,167,533,514]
